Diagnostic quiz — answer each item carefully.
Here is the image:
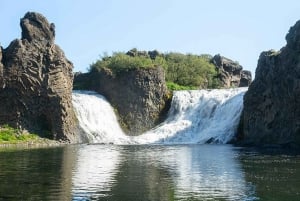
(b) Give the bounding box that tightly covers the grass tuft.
[0,125,39,144]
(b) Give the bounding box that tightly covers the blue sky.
[1,0,300,76]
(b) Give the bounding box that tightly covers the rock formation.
[211,54,252,87]
[74,67,170,135]
[0,12,77,142]
[0,46,3,87]
[239,20,300,147]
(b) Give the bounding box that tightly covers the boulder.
[74,67,170,135]
[212,54,252,87]
[239,20,300,147]
[0,12,77,142]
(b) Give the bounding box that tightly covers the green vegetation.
[90,49,221,90]
[166,82,198,91]
[0,125,39,144]
[90,52,158,74]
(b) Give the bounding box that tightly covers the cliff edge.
[239,20,300,148]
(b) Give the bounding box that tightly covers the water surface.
[0,144,299,201]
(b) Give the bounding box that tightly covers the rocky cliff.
[239,20,300,147]
[0,12,77,142]
[74,67,170,135]
[212,54,252,87]
[0,47,3,87]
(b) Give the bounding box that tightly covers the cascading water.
[72,91,130,144]
[72,88,247,145]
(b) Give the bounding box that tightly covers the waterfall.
[72,88,247,145]
[72,91,130,144]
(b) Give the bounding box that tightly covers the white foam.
[72,91,130,144]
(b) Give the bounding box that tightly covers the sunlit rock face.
[240,20,300,147]
[0,12,77,142]
[212,54,252,88]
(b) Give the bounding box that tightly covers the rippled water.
[0,145,299,201]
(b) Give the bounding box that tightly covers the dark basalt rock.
[74,67,170,136]
[0,46,3,87]
[0,12,77,142]
[239,20,300,147]
[239,70,252,87]
[20,12,55,44]
[212,54,252,87]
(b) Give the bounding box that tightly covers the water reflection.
[72,145,122,200]
[0,145,300,201]
[71,144,257,201]
[155,145,256,200]
[3,145,300,200]
[240,150,300,201]
[0,146,75,201]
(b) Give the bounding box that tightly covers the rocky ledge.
[0,12,77,142]
[239,20,300,148]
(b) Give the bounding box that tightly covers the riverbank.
[0,125,65,149]
[0,139,65,149]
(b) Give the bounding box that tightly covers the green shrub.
[166,82,198,90]
[90,52,156,74]
[89,49,222,90]
[163,52,218,88]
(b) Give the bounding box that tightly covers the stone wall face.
[0,12,77,142]
[239,20,300,147]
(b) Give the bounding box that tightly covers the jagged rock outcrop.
[212,54,252,87]
[74,67,170,135]
[0,12,77,142]
[239,20,300,147]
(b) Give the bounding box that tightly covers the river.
[0,144,299,201]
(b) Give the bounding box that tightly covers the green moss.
[0,125,40,144]
[166,82,198,91]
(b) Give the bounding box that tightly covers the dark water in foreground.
[0,144,299,201]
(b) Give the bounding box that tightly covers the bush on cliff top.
[90,49,221,89]
[90,52,160,74]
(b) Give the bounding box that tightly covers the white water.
[72,88,247,145]
[72,91,129,144]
